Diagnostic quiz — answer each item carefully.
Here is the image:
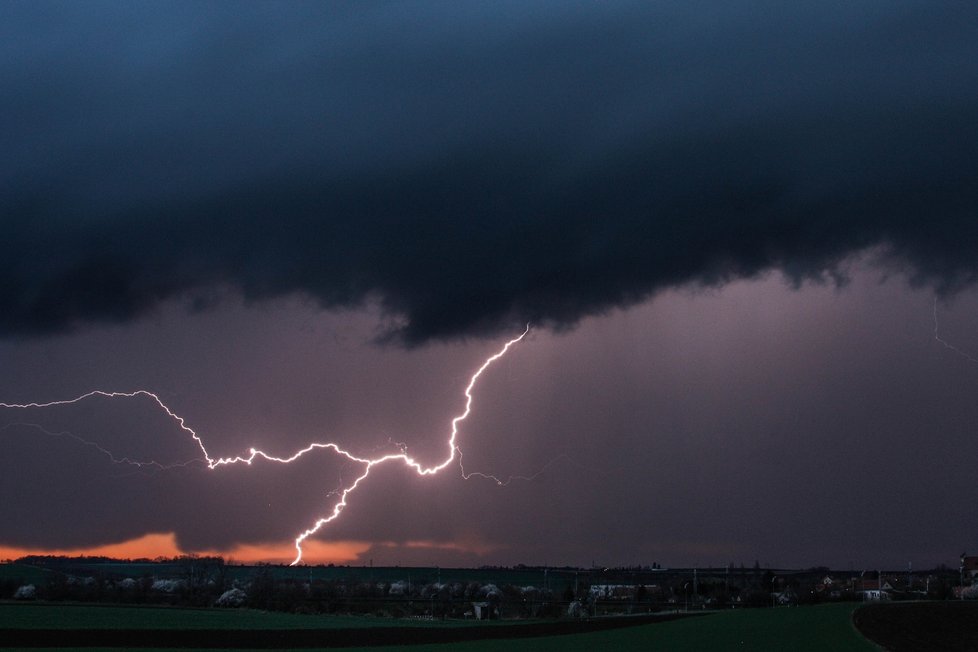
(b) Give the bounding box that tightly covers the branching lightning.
[459,449,571,486]
[933,297,978,363]
[0,421,203,472]
[0,326,530,565]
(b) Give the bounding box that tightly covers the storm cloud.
[2,1,976,344]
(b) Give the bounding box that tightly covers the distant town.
[3,554,976,619]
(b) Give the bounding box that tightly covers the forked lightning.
[1,326,529,565]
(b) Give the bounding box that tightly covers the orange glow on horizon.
[204,539,372,565]
[0,532,370,565]
[0,533,184,561]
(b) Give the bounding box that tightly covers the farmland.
[6,559,975,650]
[0,602,870,651]
[0,603,431,630]
[341,604,877,652]
[854,601,978,652]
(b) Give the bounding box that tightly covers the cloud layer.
[2,2,976,343]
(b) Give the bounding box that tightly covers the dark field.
[14,600,978,650]
[854,601,978,652]
[0,602,875,651]
[0,564,51,585]
[0,603,693,648]
[0,603,449,629]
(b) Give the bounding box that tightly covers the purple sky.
[4,262,978,569]
[2,2,978,569]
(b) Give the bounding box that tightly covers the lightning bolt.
[0,325,529,565]
[0,421,203,472]
[460,450,571,486]
[933,297,978,363]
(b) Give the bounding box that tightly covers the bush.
[13,584,36,600]
[216,588,248,607]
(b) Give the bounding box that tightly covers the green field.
[0,602,494,630]
[0,603,875,651]
[0,563,52,584]
[339,604,875,652]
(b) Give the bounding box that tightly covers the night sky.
[2,1,978,570]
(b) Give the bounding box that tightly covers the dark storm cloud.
[2,1,976,343]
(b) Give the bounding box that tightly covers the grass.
[0,603,877,651]
[0,602,465,630]
[333,604,878,652]
[0,563,52,584]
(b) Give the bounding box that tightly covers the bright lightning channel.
[0,326,529,566]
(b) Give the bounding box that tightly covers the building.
[961,555,978,579]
